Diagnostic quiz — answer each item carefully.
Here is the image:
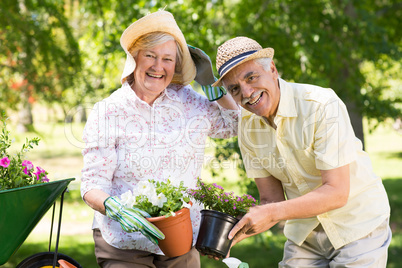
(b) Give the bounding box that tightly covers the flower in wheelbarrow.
[22,160,34,175]
[0,112,50,190]
[0,157,10,168]
[34,166,49,182]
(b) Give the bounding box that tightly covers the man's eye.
[230,87,239,95]
[248,75,257,81]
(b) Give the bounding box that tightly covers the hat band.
[218,50,257,77]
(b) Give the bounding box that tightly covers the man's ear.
[270,60,278,78]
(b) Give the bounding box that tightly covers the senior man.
[212,36,391,267]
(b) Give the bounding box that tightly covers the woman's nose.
[152,58,163,71]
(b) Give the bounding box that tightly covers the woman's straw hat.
[212,37,274,87]
[120,10,196,85]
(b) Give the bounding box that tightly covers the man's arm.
[229,164,350,244]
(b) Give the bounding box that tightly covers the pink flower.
[0,157,10,168]
[22,160,34,175]
[34,166,48,182]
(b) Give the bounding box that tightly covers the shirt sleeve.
[80,102,118,198]
[313,96,358,170]
[182,84,240,139]
[205,99,240,139]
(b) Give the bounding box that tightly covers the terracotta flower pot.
[195,209,239,259]
[147,203,193,257]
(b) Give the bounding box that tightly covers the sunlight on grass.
[364,119,402,180]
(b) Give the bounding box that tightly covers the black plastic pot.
[195,209,239,259]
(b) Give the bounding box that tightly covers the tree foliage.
[0,0,81,114]
[1,0,399,123]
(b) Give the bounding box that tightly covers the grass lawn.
[2,118,401,267]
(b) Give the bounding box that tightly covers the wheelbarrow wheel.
[16,252,82,268]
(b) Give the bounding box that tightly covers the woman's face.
[133,40,177,104]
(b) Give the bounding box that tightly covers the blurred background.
[1,0,401,267]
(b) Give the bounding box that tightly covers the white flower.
[151,192,167,208]
[181,198,191,208]
[137,181,156,198]
[121,190,137,208]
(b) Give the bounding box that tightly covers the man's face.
[222,59,280,118]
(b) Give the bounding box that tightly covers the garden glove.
[188,45,227,101]
[104,196,165,245]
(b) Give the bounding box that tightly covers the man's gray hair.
[254,57,272,72]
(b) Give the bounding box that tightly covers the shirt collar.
[163,84,182,103]
[276,78,298,118]
[122,82,182,105]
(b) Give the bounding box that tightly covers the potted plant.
[119,179,193,257]
[188,178,258,259]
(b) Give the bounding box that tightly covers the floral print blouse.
[81,82,239,254]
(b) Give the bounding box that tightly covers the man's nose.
[241,84,254,99]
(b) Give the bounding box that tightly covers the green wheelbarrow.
[0,178,82,268]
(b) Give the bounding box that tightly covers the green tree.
[0,0,81,129]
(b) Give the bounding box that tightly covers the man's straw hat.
[120,10,196,85]
[212,37,274,87]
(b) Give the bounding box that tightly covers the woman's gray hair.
[126,32,183,86]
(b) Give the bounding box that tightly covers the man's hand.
[104,196,165,245]
[228,204,278,247]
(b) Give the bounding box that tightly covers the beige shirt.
[239,78,390,249]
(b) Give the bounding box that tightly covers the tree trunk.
[17,90,33,133]
[342,2,365,150]
[345,100,365,150]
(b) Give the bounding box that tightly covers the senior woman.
[80,10,239,268]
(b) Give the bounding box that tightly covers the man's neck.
[263,115,277,130]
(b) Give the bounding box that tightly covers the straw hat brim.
[120,11,196,85]
[211,48,274,87]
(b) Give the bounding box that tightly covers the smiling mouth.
[147,73,163,78]
[248,92,263,105]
